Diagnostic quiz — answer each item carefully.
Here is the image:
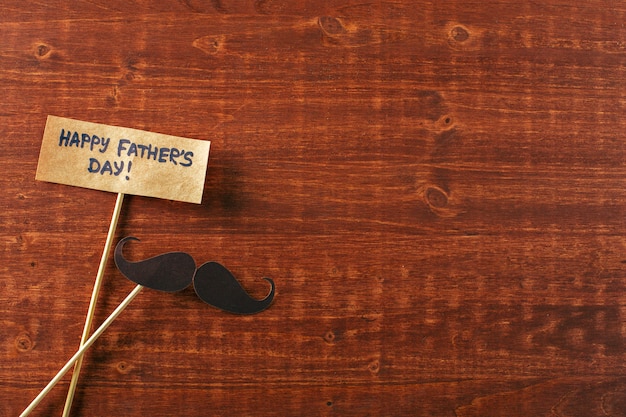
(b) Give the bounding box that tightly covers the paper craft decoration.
[34,116,210,417]
[20,237,276,417]
[115,237,275,314]
[24,116,217,417]
[36,115,211,204]
[23,116,275,416]
[115,236,197,292]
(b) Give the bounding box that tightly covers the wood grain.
[2,1,625,416]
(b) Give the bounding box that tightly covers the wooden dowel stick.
[20,285,144,417]
[62,192,125,416]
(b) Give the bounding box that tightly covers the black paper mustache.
[114,237,275,314]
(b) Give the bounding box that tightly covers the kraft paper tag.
[36,115,211,204]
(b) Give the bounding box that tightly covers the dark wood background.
[2,1,625,416]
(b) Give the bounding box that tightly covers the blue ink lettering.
[112,139,192,168]
[127,142,138,157]
[169,148,180,165]
[181,151,193,167]
[118,139,130,157]
[88,158,100,173]
[90,135,100,151]
[69,132,80,147]
[88,158,130,177]
[147,144,158,160]
[137,144,148,158]
[81,133,91,149]
[59,129,71,146]
[158,147,170,163]
[101,160,113,175]
[113,160,124,176]
[100,137,110,153]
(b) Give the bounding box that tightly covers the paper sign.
[36,115,210,204]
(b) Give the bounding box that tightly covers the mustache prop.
[114,236,275,314]
[20,238,275,416]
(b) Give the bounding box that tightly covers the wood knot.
[318,16,346,36]
[439,114,454,128]
[34,43,52,59]
[447,24,480,50]
[367,359,380,374]
[418,184,460,218]
[116,361,131,374]
[193,35,226,55]
[425,186,448,208]
[323,330,336,344]
[15,333,33,352]
[450,26,469,42]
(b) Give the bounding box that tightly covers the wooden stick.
[20,285,144,417]
[62,192,125,416]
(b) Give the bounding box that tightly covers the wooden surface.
[2,1,625,416]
